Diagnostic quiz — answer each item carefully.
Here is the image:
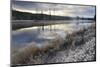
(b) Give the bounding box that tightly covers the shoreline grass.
[11,23,96,65]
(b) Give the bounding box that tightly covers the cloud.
[12,1,95,17]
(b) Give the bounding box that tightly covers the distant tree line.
[12,10,94,20]
[12,10,72,20]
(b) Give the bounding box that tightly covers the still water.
[12,20,93,49]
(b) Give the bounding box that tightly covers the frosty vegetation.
[11,23,96,66]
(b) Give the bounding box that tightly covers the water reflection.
[12,20,93,49]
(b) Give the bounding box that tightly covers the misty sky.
[12,0,96,18]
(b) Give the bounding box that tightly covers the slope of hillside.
[12,10,72,20]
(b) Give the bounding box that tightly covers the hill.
[12,10,72,20]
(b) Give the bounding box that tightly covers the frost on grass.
[39,37,95,64]
[12,23,96,65]
[46,26,95,63]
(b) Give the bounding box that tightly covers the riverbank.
[27,23,96,64]
[11,23,96,66]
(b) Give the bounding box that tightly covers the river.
[11,20,94,52]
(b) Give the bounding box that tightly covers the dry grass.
[12,24,96,65]
[63,24,95,50]
[11,43,40,64]
[12,35,64,65]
